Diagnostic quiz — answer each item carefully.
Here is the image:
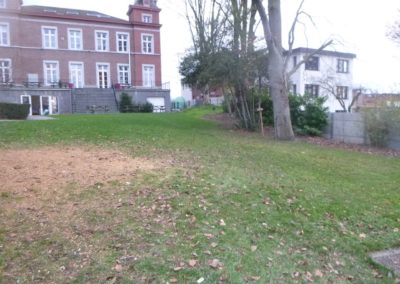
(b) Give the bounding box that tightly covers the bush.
[119,92,132,113]
[140,102,154,113]
[0,103,30,119]
[260,93,328,136]
[292,94,328,136]
[363,107,400,147]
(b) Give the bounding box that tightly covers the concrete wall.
[0,87,72,114]
[116,88,171,112]
[325,112,400,149]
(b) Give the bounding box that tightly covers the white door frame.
[20,95,32,115]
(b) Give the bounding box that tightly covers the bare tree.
[387,10,400,44]
[319,77,362,112]
[254,0,332,140]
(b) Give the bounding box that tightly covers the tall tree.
[254,0,331,140]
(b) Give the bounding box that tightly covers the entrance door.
[20,95,32,115]
[41,96,49,115]
[97,63,110,88]
[69,62,84,88]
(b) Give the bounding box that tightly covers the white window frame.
[336,86,349,100]
[116,32,129,53]
[337,59,349,73]
[69,61,84,88]
[0,0,5,8]
[141,34,154,54]
[0,58,11,83]
[142,14,152,23]
[96,63,110,88]
[142,64,155,87]
[68,28,83,50]
[42,26,58,49]
[0,22,10,46]
[43,60,59,86]
[95,30,109,52]
[117,64,130,85]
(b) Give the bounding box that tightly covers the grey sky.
[23,0,400,96]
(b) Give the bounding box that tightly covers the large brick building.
[0,0,170,114]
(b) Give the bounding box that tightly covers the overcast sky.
[23,0,400,97]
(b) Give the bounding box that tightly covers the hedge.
[0,103,30,120]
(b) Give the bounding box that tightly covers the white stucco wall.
[288,50,355,112]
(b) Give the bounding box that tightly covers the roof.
[290,47,356,59]
[21,5,129,25]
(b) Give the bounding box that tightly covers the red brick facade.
[0,0,162,88]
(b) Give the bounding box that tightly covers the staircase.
[72,88,119,113]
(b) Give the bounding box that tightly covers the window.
[0,23,9,46]
[141,34,153,54]
[142,64,155,87]
[68,29,82,50]
[0,0,5,8]
[292,84,297,94]
[42,27,57,49]
[142,14,152,23]
[118,64,130,85]
[0,59,11,83]
[305,84,319,97]
[97,63,110,88]
[69,62,84,88]
[336,86,349,99]
[305,56,319,71]
[95,31,109,51]
[116,32,129,53]
[337,59,349,73]
[43,61,59,85]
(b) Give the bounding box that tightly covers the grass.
[0,107,399,283]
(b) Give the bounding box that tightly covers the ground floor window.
[69,62,84,88]
[142,64,155,87]
[43,61,59,86]
[20,95,58,115]
[336,86,349,99]
[305,84,319,97]
[0,59,11,83]
[97,63,110,88]
[118,64,130,85]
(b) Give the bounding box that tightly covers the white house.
[288,48,356,112]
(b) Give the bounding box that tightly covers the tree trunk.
[255,0,294,140]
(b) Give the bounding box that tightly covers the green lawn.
[0,108,399,283]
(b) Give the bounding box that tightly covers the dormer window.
[0,0,5,8]
[142,14,152,23]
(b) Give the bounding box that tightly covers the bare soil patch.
[0,146,159,198]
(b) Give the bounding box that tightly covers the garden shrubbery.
[119,93,154,113]
[363,106,400,147]
[0,103,30,119]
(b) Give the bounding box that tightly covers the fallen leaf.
[169,277,178,283]
[314,269,323,277]
[359,233,367,239]
[114,264,123,272]
[250,276,261,281]
[173,266,183,272]
[197,277,205,283]
[251,245,257,252]
[208,259,223,269]
[204,233,214,239]
[263,198,270,205]
[211,242,218,248]
[219,219,226,226]
[188,259,197,267]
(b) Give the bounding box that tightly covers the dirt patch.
[0,146,159,196]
